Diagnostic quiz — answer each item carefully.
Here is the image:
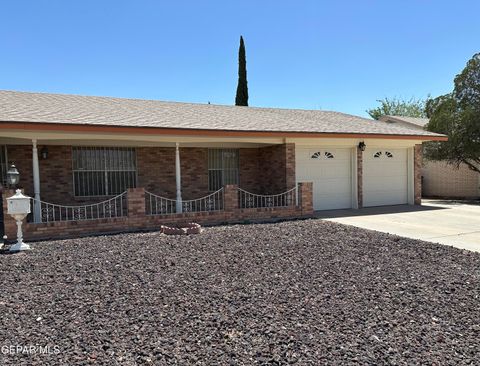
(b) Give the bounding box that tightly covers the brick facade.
[2,143,303,241]
[2,184,314,241]
[137,147,209,199]
[356,147,363,208]
[7,143,295,204]
[239,144,296,194]
[1,141,426,242]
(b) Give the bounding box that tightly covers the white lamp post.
[7,189,32,252]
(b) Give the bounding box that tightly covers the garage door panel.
[315,168,350,179]
[364,177,406,191]
[296,147,352,211]
[363,148,408,207]
[314,194,352,210]
[364,190,407,207]
[314,179,351,194]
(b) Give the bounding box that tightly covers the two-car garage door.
[296,146,409,210]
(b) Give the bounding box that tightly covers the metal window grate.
[208,149,239,191]
[72,147,137,197]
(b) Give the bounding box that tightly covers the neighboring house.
[380,115,480,199]
[0,91,445,240]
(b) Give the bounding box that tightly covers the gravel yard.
[1,220,479,365]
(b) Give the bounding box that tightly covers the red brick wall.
[256,143,296,194]
[238,148,260,192]
[6,145,34,198]
[2,185,314,241]
[357,147,363,208]
[137,147,209,199]
[285,143,296,190]
[238,144,295,195]
[180,148,209,198]
[298,182,313,214]
[259,145,285,193]
[137,147,176,197]
[8,145,211,204]
[6,143,295,204]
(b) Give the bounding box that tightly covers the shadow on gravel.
[314,204,447,219]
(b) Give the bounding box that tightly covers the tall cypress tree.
[235,36,249,106]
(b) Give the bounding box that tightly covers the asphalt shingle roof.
[380,115,430,129]
[0,90,443,137]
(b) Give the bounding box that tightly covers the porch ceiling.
[0,129,285,148]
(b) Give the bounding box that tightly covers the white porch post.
[175,142,183,213]
[32,139,41,222]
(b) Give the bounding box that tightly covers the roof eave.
[0,121,448,141]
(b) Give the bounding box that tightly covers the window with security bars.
[72,147,137,196]
[208,149,239,191]
[0,145,7,186]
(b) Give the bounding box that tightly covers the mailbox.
[6,189,32,252]
[7,189,31,215]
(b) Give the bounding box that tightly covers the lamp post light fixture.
[7,189,32,252]
[6,164,20,188]
[358,141,366,152]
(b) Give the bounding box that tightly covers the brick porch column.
[298,182,313,215]
[127,188,146,217]
[285,143,296,189]
[223,184,238,212]
[357,147,363,209]
[2,189,21,241]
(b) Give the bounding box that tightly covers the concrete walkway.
[315,199,480,252]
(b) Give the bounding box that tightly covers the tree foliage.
[235,36,249,106]
[366,97,427,120]
[425,53,480,173]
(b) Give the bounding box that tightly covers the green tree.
[367,97,427,120]
[425,53,480,174]
[235,36,249,106]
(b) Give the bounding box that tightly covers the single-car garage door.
[363,148,408,207]
[296,147,352,210]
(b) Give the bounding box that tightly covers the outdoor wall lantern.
[358,141,366,151]
[7,189,32,251]
[6,164,20,187]
[41,146,49,160]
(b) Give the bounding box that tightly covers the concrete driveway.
[315,199,480,252]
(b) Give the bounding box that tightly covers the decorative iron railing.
[145,188,224,215]
[29,191,128,223]
[238,187,297,209]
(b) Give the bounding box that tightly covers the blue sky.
[1,1,478,117]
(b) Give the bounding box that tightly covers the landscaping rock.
[0,219,478,365]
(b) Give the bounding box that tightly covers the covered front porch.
[0,129,312,240]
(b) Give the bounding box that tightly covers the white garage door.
[296,147,352,210]
[363,148,408,207]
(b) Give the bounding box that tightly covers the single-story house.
[0,91,446,240]
[380,115,479,199]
